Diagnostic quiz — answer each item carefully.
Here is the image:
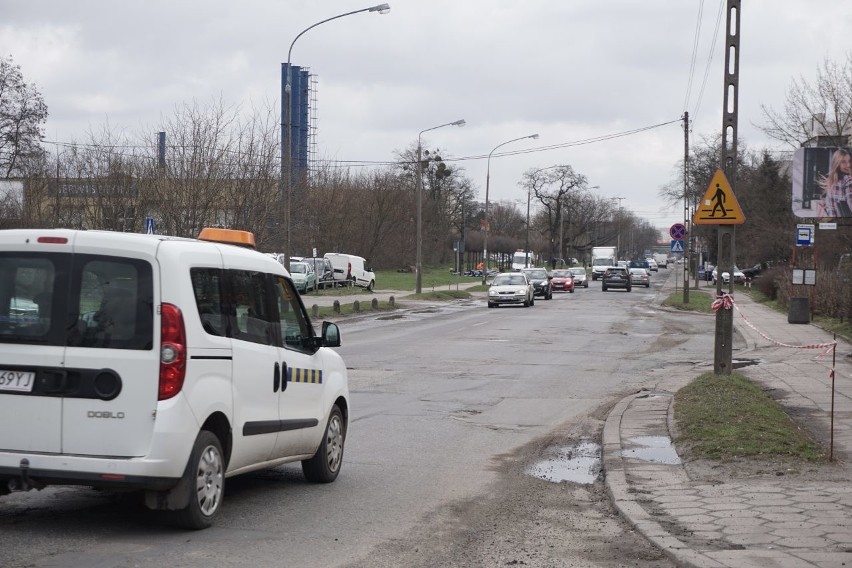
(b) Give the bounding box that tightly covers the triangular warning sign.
[693,169,745,225]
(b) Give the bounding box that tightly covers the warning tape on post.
[716,293,838,358]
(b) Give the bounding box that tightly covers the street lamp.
[280,3,391,266]
[481,134,539,284]
[416,119,465,294]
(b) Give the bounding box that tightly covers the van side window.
[0,255,56,340]
[228,270,275,346]
[191,268,227,337]
[73,257,153,350]
[273,275,314,351]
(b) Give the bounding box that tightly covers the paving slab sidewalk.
[604,268,852,568]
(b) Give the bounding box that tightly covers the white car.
[487,272,535,308]
[645,258,658,272]
[711,265,746,284]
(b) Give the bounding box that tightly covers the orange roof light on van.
[197,228,256,249]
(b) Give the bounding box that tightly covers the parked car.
[698,264,714,281]
[487,272,535,308]
[629,267,651,287]
[741,263,762,281]
[289,261,317,293]
[712,265,746,284]
[324,253,376,291]
[302,257,336,289]
[549,269,575,293]
[568,267,589,288]
[602,266,632,292]
[522,267,553,300]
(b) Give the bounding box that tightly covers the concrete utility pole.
[714,0,740,376]
[683,111,690,304]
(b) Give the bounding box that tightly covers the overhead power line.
[692,0,726,117]
[41,117,683,171]
[683,0,705,111]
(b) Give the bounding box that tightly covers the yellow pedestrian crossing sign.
[693,169,745,225]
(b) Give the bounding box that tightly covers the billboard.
[791,147,852,218]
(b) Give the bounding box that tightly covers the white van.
[324,253,376,291]
[0,228,349,529]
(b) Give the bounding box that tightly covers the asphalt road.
[2,269,706,567]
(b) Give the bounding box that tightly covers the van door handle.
[273,362,280,392]
[41,370,68,394]
[280,362,288,392]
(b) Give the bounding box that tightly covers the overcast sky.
[2,1,851,234]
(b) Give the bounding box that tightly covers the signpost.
[692,167,745,376]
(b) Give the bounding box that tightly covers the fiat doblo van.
[0,228,349,529]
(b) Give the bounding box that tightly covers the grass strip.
[673,372,825,462]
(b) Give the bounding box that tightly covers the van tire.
[302,405,345,483]
[173,431,225,530]
[366,280,375,292]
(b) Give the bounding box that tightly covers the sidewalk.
[604,268,852,567]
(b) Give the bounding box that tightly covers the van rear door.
[61,235,158,457]
[0,234,71,453]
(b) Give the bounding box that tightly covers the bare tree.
[0,55,48,177]
[520,164,588,259]
[759,53,852,148]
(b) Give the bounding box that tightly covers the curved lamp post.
[281,3,390,265]
[415,119,465,294]
[481,133,539,284]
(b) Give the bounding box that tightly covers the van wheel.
[173,431,224,530]
[302,406,345,483]
[366,280,375,292]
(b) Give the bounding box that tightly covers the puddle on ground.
[621,436,682,464]
[526,440,601,484]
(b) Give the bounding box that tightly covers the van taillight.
[158,303,186,400]
[37,236,68,244]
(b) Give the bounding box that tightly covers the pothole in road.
[621,436,682,464]
[526,440,601,484]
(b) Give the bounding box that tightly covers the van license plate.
[0,370,36,392]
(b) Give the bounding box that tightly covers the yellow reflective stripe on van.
[287,367,323,384]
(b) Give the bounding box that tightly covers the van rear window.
[0,252,153,349]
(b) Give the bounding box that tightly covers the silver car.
[487,272,535,308]
[568,267,589,288]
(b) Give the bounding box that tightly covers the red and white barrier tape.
[720,294,837,357]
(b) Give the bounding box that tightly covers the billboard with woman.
[792,147,852,218]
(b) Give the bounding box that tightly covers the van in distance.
[324,253,376,291]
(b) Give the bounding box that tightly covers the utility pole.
[714,0,740,376]
[683,111,690,303]
[612,197,624,260]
